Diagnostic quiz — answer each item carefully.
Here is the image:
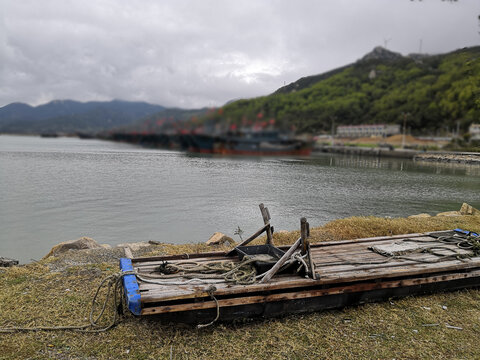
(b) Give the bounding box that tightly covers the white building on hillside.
[469,123,480,140]
[336,124,400,138]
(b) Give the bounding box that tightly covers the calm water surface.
[1,135,479,263]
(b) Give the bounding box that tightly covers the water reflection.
[309,153,480,176]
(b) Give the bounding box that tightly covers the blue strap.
[454,228,479,237]
[119,258,141,315]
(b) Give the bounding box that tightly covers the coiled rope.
[0,270,135,333]
[147,252,310,285]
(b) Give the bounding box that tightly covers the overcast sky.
[1,0,478,109]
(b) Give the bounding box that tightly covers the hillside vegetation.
[203,47,480,134]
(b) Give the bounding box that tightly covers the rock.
[408,213,431,219]
[0,257,19,267]
[436,211,461,217]
[459,203,480,216]
[116,242,151,252]
[206,232,234,246]
[43,237,103,259]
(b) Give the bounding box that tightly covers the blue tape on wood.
[119,258,141,316]
[454,228,479,237]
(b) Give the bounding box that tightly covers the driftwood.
[0,257,19,267]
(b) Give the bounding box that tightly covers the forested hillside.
[203,47,480,134]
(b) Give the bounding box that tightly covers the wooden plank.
[260,236,302,283]
[130,232,449,266]
[259,203,273,245]
[314,249,477,274]
[140,275,317,303]
[138,256,480,303]
[131,250,228,264]
[306,241,318,279]
[308,236,439,257]
[319,258,480,284]
[141,269,480,315]
[306,232,443,248]
[300,217,308,255]
[123,247,133,259]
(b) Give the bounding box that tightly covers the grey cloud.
[0,0,478,108]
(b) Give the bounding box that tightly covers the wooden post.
[259,203,274,245]
[259,237,302,283]
[306,241,318,280]
[300,217,308,255]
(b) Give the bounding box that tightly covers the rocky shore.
[2,203,479,269]
[414,152,480,164]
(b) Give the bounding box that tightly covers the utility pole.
[384,38,392,49]
[401,112,410,149]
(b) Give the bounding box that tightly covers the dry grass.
[1,215,480,359]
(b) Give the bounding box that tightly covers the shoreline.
[414,152,480,165]
[2,203,480,268]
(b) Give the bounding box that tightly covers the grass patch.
[1,215,480,359]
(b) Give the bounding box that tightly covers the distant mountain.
[202,46,480,134]
[0,100,165,134]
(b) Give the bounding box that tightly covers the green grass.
[1,215,480,359]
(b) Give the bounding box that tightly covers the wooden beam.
[300,217,308,255]
[306,241,318,280]
[260,236,302,283]
[259,203,274,245]
[123,247,133,259]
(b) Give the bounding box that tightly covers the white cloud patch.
[0,0,478,108]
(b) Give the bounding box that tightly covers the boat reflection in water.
[184,130,313,156]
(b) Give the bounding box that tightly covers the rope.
[0,270,135,333]
[196,285,219,329]
[151,257,261,285]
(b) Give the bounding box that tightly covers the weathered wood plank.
[260,236,302,283]
[259,203,273,245]
[138,256,480,303]
[132,230,478,306]
[141,269,480,315]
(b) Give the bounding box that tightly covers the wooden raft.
[120,208,480,322]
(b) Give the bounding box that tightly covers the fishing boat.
[120,204,480,324]
[185,130,313,156]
